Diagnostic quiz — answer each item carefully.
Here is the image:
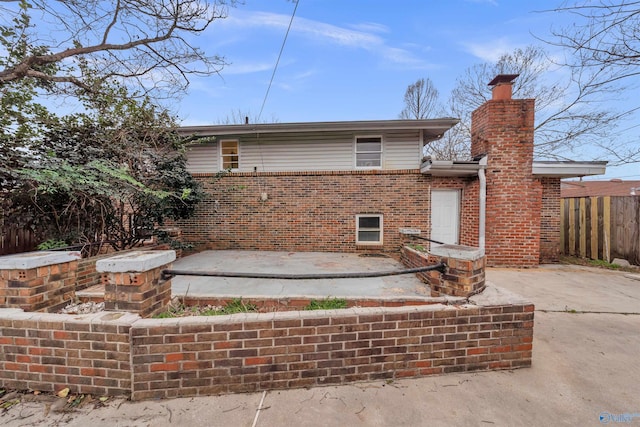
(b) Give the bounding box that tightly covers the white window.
[356,214,383,245]
[355,136,382,168]
[220,140,239,170]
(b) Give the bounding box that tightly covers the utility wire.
[257,0,299,121]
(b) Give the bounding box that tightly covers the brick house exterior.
[176,75,605,267]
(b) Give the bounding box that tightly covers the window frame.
[354,135,383,169]
[219,139,240,171]
[356,214,383,245]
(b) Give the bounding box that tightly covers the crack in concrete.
[537,309,640,315]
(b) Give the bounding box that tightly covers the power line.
[257,0,299,121]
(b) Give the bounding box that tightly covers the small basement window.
[220,140,239,170]
[355,136,382,168]
[356,214,383,245]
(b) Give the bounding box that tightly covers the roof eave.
[420,159,481,177]
[179,118,460,141]
[532,161,608,178]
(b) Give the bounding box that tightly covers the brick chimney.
[470,74,542,267]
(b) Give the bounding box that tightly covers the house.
[176,75,606,267]
[561,179,640,198]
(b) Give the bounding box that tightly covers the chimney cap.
[488,74,519,86]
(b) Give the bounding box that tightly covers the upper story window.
[355,136,382,168]
[220,140,239,170]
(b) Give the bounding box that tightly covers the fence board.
[590,197,598,261]
[1,226,37,256]
[561,196,638,265]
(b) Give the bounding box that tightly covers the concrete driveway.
[4,264,640,426]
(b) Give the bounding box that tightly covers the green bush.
[37,239,68,250]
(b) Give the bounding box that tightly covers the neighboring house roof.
[561,180,640,197]
[179,118,460,143]
[421,158,607,178]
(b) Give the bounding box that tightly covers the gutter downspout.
[478,156,488,250]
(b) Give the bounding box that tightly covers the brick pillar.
[401,244,485,298]
[428,245,485,297]
[540,177,561,263]
[471,76,541,267]
[97,251,175,317]
[0,251,81,312]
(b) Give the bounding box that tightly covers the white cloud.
[223,10,435,69]
[462,37,520,62]
[223,60,276,75]
[348,22,390,34]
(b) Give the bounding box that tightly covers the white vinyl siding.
[186,143,218,173]
[185,130,422,173]
[240,133,353,172]
[356,215,383,245]
[383,131,422,169]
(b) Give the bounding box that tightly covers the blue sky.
[175,0,639,180]
[180,0,562,125]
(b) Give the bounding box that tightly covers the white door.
[430,190,460,246]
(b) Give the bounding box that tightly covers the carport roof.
[179,118,460,143]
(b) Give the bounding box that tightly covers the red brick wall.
[76,252,119,292]
[540,178,561,263]
[0,312,133,396]
[0,261,78,312]
[460,180,480,247]
[0,303,533,400]
[471,99,542,266]
[130,304,533,400]
[176,170,478,254]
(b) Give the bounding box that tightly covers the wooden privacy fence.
[0,225,37,256]
[561,196,640,265]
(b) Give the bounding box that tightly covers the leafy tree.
[0,1,210,253]
[2,78,203,252]
[0,0,234,99]
[399,78,442,120]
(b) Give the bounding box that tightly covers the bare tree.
[543,1,640,165]
[440,45,637,164]
[0,0,234,98]
[424,121,470,160]
[548,1,640,89]
[399,78,442,119]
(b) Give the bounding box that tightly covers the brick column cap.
[0,251,81,270]
[96,250,176,273]
[430,244,484,261]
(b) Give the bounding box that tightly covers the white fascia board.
[179,119,459,138]
[532,161,607,177]
[420,160,480,177]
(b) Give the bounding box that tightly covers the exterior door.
[430,190,460,246]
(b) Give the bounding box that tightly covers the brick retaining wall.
[0,309,136,396]
[0,300,534,401]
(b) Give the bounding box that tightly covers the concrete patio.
[170,250,434,300]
